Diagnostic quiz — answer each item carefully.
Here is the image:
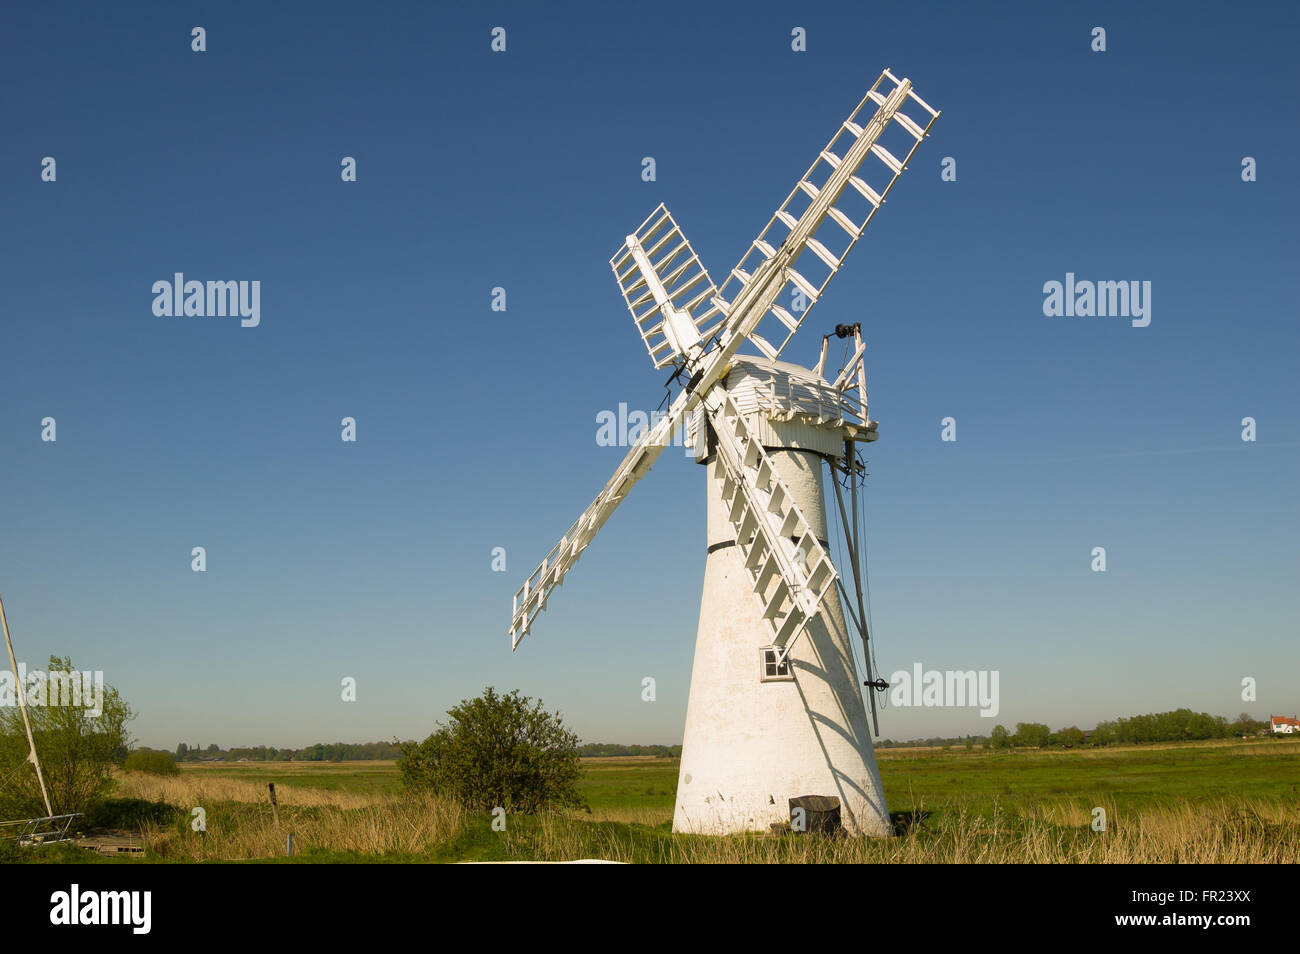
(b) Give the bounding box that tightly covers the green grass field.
[873,739,1300,812]
[575,757,678,812]
[163,737,1300,816]
[166,737,1300,819]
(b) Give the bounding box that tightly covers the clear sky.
[1,1,1296,749]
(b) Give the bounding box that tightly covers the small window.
[760,647,793,682]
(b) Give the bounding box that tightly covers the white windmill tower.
[509,69,938,836]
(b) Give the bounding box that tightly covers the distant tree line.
[172,741,408,762]
[169,740,686,762]
[877,735,985,749]
[878,710,1271,750]
[1090,709,1252,746]
[167,708,1272,763]
[578,743,682,758]
[168,740,685,762]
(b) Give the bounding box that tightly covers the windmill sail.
[510,389,692,648]
[712,68,939,361]
[611,204,727,369]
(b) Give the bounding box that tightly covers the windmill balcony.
[689,355,877,460]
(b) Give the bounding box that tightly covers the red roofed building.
[1270,715,1300,735]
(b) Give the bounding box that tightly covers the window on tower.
[760,647,794,682]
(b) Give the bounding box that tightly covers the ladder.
[704,389,839,662]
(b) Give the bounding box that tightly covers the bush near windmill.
[397,687,584,814]
[121,749,180,777]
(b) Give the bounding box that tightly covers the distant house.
[1270,715,1300,735]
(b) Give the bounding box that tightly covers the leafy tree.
[398,687,582,813]
[1107,709,1231,744]
[1234,713,1264,736]
[988,724,1011,750]
[1090,721,1115,746]
[1054,726,1085,748]
[1013,722,1051,748]
[0,656,133,818]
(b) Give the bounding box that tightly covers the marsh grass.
[502,797,1300,864]
[116,770,377,809]
[139,793,465,861]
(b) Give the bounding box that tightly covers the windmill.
[508,69,938,835]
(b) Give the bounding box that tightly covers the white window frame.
[759,646,794,682]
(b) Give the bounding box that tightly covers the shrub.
[398,687,583,814]
[122,749,180,776]
[79,796,180,831]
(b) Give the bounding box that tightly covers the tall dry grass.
[501,796,1300,864]
[115,770,376,809]
[645,797,1300,864]
[141,792,465,861]
[114,770,463,860]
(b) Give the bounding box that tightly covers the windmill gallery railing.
[749,374,871,434]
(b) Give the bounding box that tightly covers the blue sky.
[1,1,1296,748]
